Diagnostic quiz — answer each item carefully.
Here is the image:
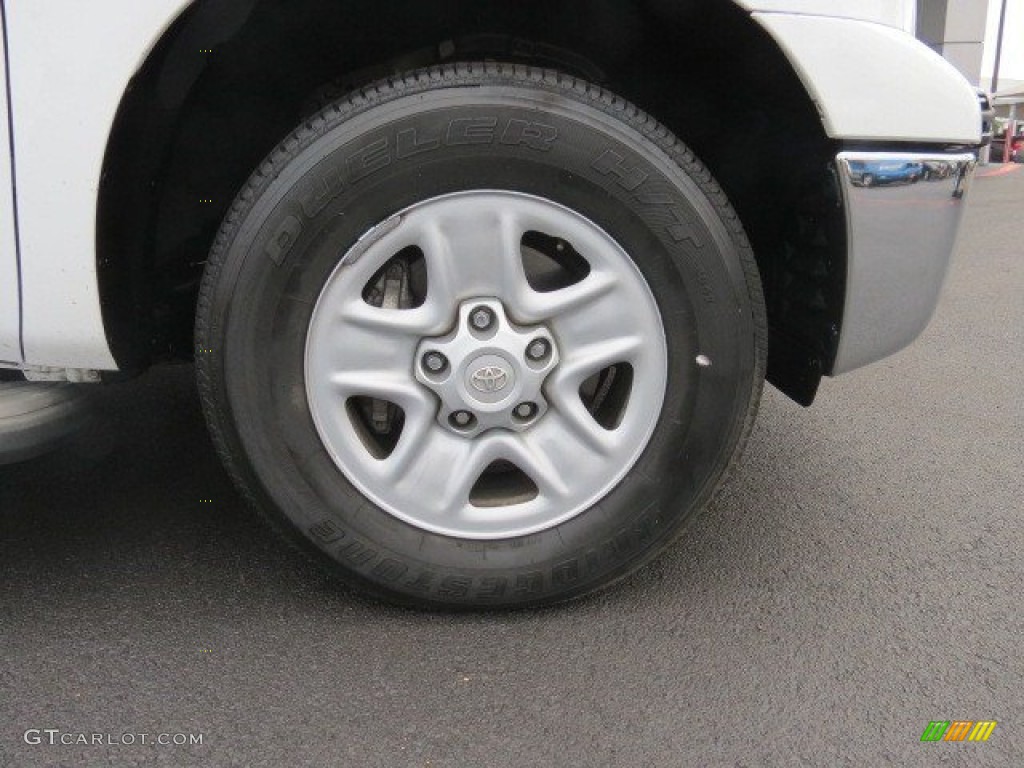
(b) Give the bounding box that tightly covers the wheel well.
[98,0,843,404]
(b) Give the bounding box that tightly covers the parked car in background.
[991,126,1024,163]
[0,0,981,607]
[847,159,924,187]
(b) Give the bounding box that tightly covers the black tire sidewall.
[200,72,762,606]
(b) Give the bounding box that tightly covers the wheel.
[0,382,93,464]
[862,174,875,186]
[196,64,765,608]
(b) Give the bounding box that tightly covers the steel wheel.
[305,191,667,539]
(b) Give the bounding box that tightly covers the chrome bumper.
[831,151,976,374]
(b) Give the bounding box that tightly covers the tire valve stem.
[696,354,712,368]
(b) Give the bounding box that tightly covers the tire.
[195,63,766,608]
[0,382,93,465]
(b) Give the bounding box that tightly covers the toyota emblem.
[470,366,509,393]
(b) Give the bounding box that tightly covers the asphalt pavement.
[1,166,1022,767]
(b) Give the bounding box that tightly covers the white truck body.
[2,1,190,370]
[0,11,20,363]
[0,0,980,374]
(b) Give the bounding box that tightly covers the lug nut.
[422,351,447,373]
[526,339,550,362]
[470,306,495,331]
[450,411,475,428]
[514,402,538,420]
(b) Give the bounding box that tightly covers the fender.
[752,11,980,143]
[2,0,979,372]
[4,0,194,370]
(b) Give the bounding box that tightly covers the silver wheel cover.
[305,191,667,539]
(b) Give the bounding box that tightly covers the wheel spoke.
[551,292,651,356]
[337,297,449,340]
[421,207,529,308]
[390,428,487,516]
[542,389,617,457]
[514,269,618,325]
[376,410,436,480]
[551,335,644,389]
[329,369,429,410]
[498,433,571,501]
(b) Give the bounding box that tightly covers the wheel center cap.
[413,298,558,435]
[470,366,509,393]
[464,354,517,405]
